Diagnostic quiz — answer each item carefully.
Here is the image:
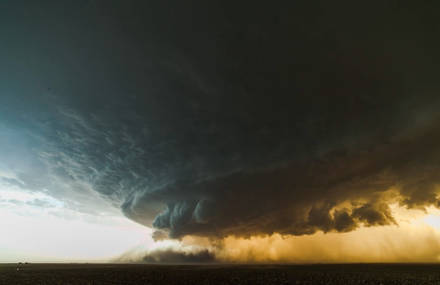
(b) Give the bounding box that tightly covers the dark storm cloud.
[1,1,440,239]
[142,249,216,264]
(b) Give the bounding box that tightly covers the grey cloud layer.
[1,1,440,238]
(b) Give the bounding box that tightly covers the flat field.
[1,263,440,284]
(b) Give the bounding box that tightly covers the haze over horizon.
[1,1,440,263]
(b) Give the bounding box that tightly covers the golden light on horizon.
[174,204,440,264]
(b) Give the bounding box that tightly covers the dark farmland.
[1,263,440,284]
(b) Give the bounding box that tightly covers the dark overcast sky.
[1,1,440,239]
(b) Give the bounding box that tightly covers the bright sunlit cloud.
[424,208,440,229]
[214,205,440,263]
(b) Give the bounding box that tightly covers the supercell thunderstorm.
[1,1,440,246]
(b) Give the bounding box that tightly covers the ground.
[1,263,440,284]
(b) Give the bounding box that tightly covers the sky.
[1,1,440,263]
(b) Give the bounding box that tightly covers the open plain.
[1,263,440,284]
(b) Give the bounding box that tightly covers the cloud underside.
[123,120,440,238]
[1,1,440,242]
